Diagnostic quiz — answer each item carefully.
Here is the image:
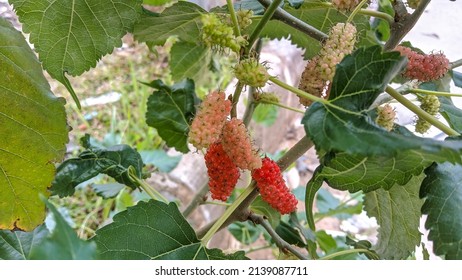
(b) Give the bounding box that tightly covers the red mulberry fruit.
[252,157,297,215]
[205,142,240,201]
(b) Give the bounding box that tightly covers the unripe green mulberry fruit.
[415,95,440,134]
[234,59,270,88]
[201,13,246,53]
[255,92,280,104]
[376,104,396,131]
[419,95,440,116]
[236,9,253,30]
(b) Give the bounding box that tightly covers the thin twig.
[248,213,308,260]
[384,0,431,50]
[247,0,284,52]
[231,82,245,119]
[226,0,241,37]
[258,99,305,114]
[450,58,462,70]
[319,248,371,260]
[182,182,209,218]
[257,0,328,42]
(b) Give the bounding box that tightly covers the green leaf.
[170,42,212,83]
[421,162,462,260]
[305,167,324,231]
[252,104,278,126]
[228,222,262,245]
[364,175,424,259]
[275,221,306,247]
[51,145,144,197]
[370,0,394,42]
[30,199,96,260]
[134,2,205,46]
[315,230,337,253]
[92,183,125,199]
[439,97,462,134]
[303,46,462,161]
[93,200,247,259]
[143,0,172,5]
[0,225,49,260]
[314,188,362,220]
[320,150,434,193]
[452,71,462,89]
[139,150,181,173]
[145,79,198,153]
[251,1,373,58]
[250,196,281,228]
[10,0,143,107]
[0,18,68,231]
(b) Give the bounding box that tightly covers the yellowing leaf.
[0,18,68,231]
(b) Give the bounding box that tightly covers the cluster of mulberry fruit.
[298,23,357,106]
[236,9,253,30]
[201,13,246,53]
[395,46,449,82]
[191,92,296,214]
[252,157,298,215]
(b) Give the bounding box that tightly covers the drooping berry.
[298,56,326,106]
[415,118,432,134]
[221,118,262,170]
[205,142,240,201]
[376,104,396,131]
[252,157,297,215]
[415,95,440,134]
[188,91,231,150]
[419,95,440,116]
[297,23,356,107]
[332,0,361,11]
[318,22,357,81]
[201,13,246,53]
[234,58,270,88]
[407,0,421,9]
[395,46,449,82]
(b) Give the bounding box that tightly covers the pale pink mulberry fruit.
[189,91,231,150]
[395,46,449,82]
[221,118,262,170]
